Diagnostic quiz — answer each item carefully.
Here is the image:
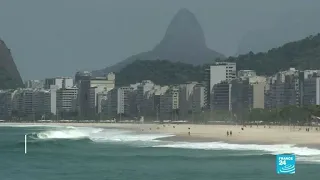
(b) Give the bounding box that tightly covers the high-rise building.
[56,87,78,113]
[209,62,236,109]
[159,85,179,120]
[179,82,198,119]
[0,90,14,119]
[212,81,232,111]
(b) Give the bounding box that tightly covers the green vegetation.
[228,34,320,75]
[195,105,320,125]
[115,60,204,86]
[115,34,320,86]
[244,105,320,125]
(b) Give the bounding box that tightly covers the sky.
[0,0,320,80]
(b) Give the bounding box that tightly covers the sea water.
[1,125,320,180]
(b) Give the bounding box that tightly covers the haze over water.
[1,125,320,180]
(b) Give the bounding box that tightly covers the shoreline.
[2,122,320,146]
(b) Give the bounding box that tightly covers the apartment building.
[9,89,52,119]
[265,69,299,109]
[212,81,232,111]
[0,90,14,119]
[136,80,159,116]
[117,86,135,116]
[102,86,135,118]
[209,62,236,110]
[302,77,320,105]
[192,85,205,113]
[56,87,78,113]
[159,86,179,120]
[179,82,198,119]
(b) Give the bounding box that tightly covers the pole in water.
[25,134,27,154]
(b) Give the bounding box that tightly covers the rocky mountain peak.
[153,8,207,53]
[0,38,24,89]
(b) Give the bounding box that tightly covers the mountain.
[229,33,320,75]
[93,8,224,76]
[115,60,204,86]
[0,39,24,89]
[237,9,320,55]
[116,33,320,85]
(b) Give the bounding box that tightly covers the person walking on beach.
[227,131,229,136]
[230,131,232,136]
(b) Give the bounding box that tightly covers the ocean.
[1,125,320,180]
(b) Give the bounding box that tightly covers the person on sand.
[227,131,229,136]
[230,131,232,136]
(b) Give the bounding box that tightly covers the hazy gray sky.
[0,0,319,80]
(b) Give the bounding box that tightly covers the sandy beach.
[3,122,320,145]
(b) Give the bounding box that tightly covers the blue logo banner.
[276,154,296,174]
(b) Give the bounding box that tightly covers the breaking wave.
[17,125,320,163]
[153,142,320,163]
[29,126,174,142]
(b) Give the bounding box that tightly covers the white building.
[209,62,236,109]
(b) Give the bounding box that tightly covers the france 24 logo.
[276,154,296,174]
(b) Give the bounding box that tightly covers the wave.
[153,142,320,163]
[153,142,320,156]
[29,126,174,142]
[23,125,320,163]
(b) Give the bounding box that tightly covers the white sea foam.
[153,142,320,156]
[33,126,174,142]
[35,127,103,140]
[153,141,320,162]
[13,124,320,163]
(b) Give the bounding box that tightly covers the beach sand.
[3,122,320,145]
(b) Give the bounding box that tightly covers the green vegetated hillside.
[115,60,205,86]
[228,33,320,75]
[116,33,320,86]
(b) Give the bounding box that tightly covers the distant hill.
[230,33,320,75]
[116,34,320,85]
[237,9,320,55]
[92,8,224,76]
[0,39,24,89]
[115,60,204,86]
